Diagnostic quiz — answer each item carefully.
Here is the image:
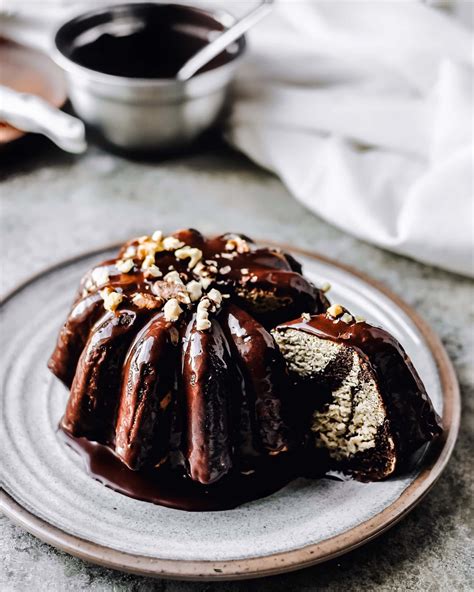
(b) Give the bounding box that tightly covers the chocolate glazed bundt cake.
[272,305,442,480]
[48,229,330,494]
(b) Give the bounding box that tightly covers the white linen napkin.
[226,1,474,277]
[2,1,473,276]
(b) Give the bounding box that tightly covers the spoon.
[176,0,274,82]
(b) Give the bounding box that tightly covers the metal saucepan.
[53,3,247,152]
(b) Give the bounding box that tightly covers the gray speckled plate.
[0,243,459,580]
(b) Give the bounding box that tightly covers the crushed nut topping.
[241,268,249,275]
[91,267,110,287]
[327,304,344,319]
[99,288,123,312]
[141,255,156,270]
[207,288,223,307]
[164,270,184,285]
[186,280,202,302]
[321,282,331,293]
[220,252,237,260]
[340,312,354,324]
[196,298,212,331]
[355,315,366,323]
[200,277,213,290]
[219,265,231,275]
[163,298,183,322]
[116,259,134,274]
[162,236,184,251]
[225,235,250,253]
[151,230,163,242]
[175,246,203,269]
[123,245,137,258]
[132,293,163,310]
[301,312,311,322]
[144,265,162,278]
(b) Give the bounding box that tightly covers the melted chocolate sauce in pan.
[56,3,237,79]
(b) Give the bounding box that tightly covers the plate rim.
[0,241,460,581]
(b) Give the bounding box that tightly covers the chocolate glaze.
[221,304,292,454]
[278,314,442,461]
[63,309,145,441]
[181,316,233,485]
[49,229,329,509]
[114,313,179,470]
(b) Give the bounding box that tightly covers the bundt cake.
[272,305,442,480]
[49,229,441,508]
[48,229,330,489]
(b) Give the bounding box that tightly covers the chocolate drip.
[181,316,233,485]
[48,292,105,387]
[221,304,292,455]
[62,310,143,441]
[114,313,179,470]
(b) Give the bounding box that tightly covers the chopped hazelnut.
[151,230,163,242]
[132,293,163,310]
[99,288,123,312]
[163,298,183,322]
[175,246,203,269]
[225,235,250,253]
[116,259,134,274]
[241,268,249,275]
[301,312,311,322]
[91,267,110,287]
[327,304,344,318]
[321,282,331,293]
[164,270,184,285]
[123,245,137,258]
[196,298,212,331]
[219,266,232,275]
[186,280,202,302]
[162,236,184,251]
[200,277,213,290]
[207,288,223,307]
[340,312,354,324]
[144,265,162,278]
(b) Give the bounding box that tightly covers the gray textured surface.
[1,136,473,591]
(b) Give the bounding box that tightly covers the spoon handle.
[176,0,274,82]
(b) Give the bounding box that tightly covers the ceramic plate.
[0,243,459,580]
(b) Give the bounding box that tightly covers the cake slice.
[272,305,442,480]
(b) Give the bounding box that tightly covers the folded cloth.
[226,1,474,276]
[2,1,473,275]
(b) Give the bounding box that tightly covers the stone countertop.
[1,136,472,592]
